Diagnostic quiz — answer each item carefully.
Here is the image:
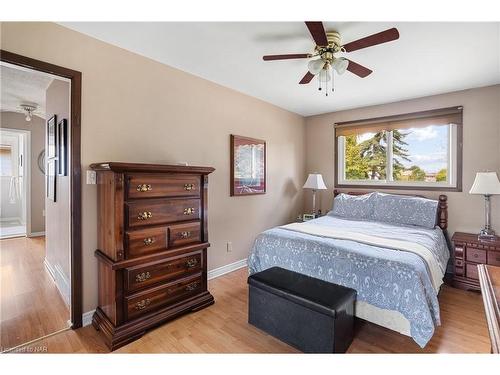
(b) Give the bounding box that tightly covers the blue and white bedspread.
[248,215,450,348]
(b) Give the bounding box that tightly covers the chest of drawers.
[90,162,215,350]
[452,232,500,291]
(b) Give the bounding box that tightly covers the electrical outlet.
[42,209,45,217]
[226,242,233,253]
[86,170,97,184]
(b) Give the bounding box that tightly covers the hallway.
[0,236,69,351]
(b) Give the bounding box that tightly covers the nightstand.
[452,232,500,291]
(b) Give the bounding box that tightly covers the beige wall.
[0,22,306,313]
[45,79,71,304]
[305,85,500,236]
[0,111,45,233]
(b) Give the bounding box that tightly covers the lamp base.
[478,228,497,241]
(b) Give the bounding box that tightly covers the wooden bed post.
[438,195,448,231]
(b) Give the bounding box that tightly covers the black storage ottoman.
[248,267,356,353]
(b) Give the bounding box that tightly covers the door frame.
[0,49,83,328]
[0,127,31,237]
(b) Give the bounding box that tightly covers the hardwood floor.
[0,237,70,351]
[8,267,492,353]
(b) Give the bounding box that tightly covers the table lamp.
[303,173,327,217]
[469,171,500,240]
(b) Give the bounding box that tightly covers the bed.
[248,191,450,348]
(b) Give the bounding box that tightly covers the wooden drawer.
[466,247,487,264]
[125,273,203,320]
[466,263,479,280]
[127,173,200,199]
[124,251,202,292]
[125,227,168,259]
[487,251,500,266]
[126,198,201,229]
[168,222,201,248]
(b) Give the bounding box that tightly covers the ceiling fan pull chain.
[325,68,329,97]
[332,69,335,93]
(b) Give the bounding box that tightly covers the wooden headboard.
[333,189,449,232]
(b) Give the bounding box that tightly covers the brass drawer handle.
[186,258,198,268]
[185,281,199,291]
[135,272,151,283]
[138,211,152,220]
[180,231,191,239]
[143,237,155,246]
[135,298,151,310]
[183,207,195,215]
[137,184,152,192]
[184,183,195,191]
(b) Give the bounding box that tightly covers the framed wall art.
[230,134,266,196]
[47,115,57,159]
[57,118,67,176]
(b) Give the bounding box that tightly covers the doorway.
[0,50,82,352]
[0,128,29,239]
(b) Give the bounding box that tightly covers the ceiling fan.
[262,22,400,95]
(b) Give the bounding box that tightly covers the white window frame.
[337,124,459,190]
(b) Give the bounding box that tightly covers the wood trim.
[230,134,266,196]
[0,49,83,328]
[90,162,215,175]
[334,106,463,127]
[333,117,463,193]
[478,264,500,354]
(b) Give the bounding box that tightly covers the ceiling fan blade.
[343,28,400,52]
[305,21,329,46]
[346,60,373,78]
[299,72,315,84]
[263,54,311,61]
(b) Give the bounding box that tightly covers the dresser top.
[452,232,500,247]
[89,162,215,175]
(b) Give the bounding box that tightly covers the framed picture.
[57,119,67,176]
[230,134,266,196]
[47,115,57,159]
[47,159,57,202]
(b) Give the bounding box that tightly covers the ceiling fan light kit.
[263,22,400,97]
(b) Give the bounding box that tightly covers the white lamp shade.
[318,69,331,82]
[333,57,349,75]
[303,173,327,190]
[308,59,325,75]
[469,172,500,195]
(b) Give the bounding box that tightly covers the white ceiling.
[0,64,54,119]
[61,22,500,116]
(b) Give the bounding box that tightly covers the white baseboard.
[81,257,248,327]
[208,258,248,280]
[28,231,45,237]
[44,258,71,306]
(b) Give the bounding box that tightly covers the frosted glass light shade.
[308,59,325,75]
[318,69,331,82]
[333,57,349,75]
[303,173,327,190]
[469,172,500,195]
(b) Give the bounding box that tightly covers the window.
[335,107,462,191]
